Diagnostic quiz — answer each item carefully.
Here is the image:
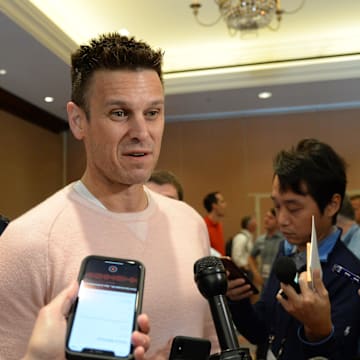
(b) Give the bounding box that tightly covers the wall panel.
[0,110,63,219]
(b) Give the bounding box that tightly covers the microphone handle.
[208,295,240,351]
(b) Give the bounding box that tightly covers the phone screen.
[66,256,145,358]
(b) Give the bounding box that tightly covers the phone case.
[65,255,145,360]
[169,336,211,360]
[220,257,259,294]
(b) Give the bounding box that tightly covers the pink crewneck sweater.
[0,183,218,359]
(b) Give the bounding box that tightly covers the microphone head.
[273,256,297,284]
[194,255,224,274]
[194,256,228,298]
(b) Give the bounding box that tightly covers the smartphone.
[66,255,145,360]
[332,264,360,285]
[169,336,211,360]
[220,256,259,294]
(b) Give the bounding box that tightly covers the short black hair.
[273,138,347,224]
[203,192,219,213]
[71,33,163,117]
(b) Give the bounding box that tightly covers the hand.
[276,269,332,341]
[226,276,254,301]
[23,282,151,360]
[144,338,173,360]
[22,281,79,360]
[132,313,151,359]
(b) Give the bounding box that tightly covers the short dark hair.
[273,138,347,224]
[148,170,184,201]
[269,208,276,217]
[203,192,219,213]
[241,216,252,229]
[71,33,163,117]
[339,194,355,220]
[350,194,360,201]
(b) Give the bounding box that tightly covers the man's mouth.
[129,152,146,157]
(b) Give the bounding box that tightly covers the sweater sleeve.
[0,220,48,360]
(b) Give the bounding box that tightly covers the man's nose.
[128,114,148,141]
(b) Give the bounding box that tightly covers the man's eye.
[147,110,159,118]
[112,110,127,117]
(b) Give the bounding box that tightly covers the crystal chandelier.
[190,0,305,33]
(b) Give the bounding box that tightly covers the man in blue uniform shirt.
[227,138,360,360]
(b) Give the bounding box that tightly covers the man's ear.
[67,101,86,140]
[325,193,341,218]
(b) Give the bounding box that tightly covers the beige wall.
[0,110,63,219]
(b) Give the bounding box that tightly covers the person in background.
[249,208,283,288]
[231,215,257,271]
[227,138,360,360]
[146,172,224,258]
[21,282,150,360]
[0,33,218,360]
[147,171,223,258]
[0,214,9,235]
[350,194,360,225]
[337,194,360,259]
[247,208,282,360]
[203,191,227,256]
[146,169,184,200]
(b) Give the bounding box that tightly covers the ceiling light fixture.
[44,96,54,103]
[258,91,272,99]
[0,69,7,75]
[190,0,306,34]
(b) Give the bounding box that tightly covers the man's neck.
[81,173,148,213]
[208,212,221,224]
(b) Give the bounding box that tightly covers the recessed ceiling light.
[118,28,129,37]
[44,96,54,103]
[258,91,272,99]
[0,69,7,75]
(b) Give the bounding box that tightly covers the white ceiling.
[1,0,360,127]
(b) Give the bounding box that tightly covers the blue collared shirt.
[283,227,340,262]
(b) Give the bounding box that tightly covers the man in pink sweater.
[0,33,217,359]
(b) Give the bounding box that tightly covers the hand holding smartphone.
[66,255,145,359]
[220,256,259,294]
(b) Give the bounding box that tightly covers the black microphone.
[273,256,301,294]
[194,256,240,351]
